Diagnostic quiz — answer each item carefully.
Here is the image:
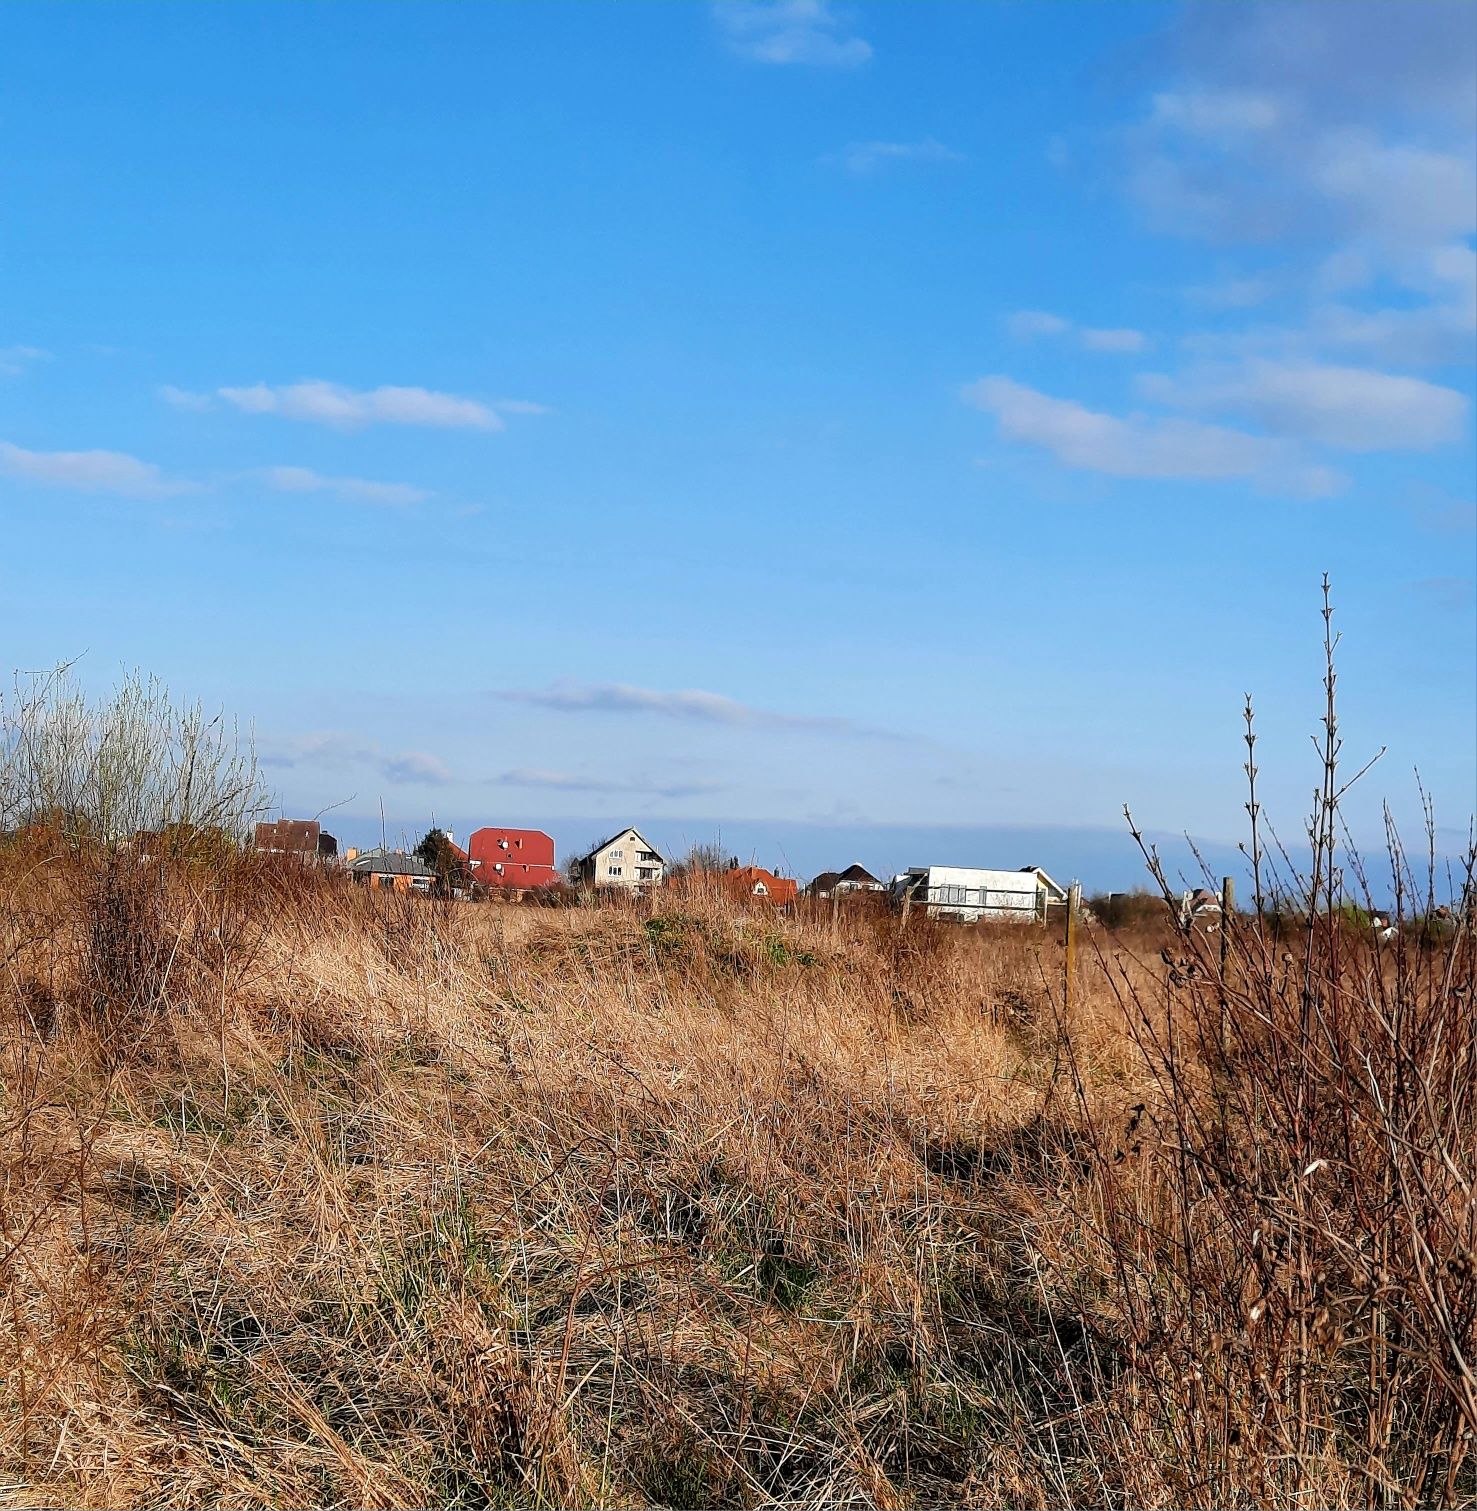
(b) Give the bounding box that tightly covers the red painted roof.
[721,866,799,905]
[467,826,558,887]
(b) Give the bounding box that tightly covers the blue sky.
[2,1,1473,887]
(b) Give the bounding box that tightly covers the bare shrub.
[1,663,270,850]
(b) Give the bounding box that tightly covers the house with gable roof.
[573,826,666,889]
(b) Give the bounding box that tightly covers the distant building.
[807,863,884,899]
[574,827,665,889]
[467,826,559,889]
[721,865,798,906]
[891,865,1057,923]
[346,847,436,893]
[1179,887,1222,928]
[254,818,335,861]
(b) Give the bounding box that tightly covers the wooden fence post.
[1064,881,1082,1018]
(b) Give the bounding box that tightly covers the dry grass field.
[1,841,1472,1509]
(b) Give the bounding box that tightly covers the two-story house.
[467,826,558,889]
[573,827,665,889]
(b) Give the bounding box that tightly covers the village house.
[1020,865,1070,911]
[1179,887,1222,928]
[891,864,1066,923]
[720,865,798,906]
[807,863,884,899]
[466,826,559,889]
[253,818,336,861]
[573,827,665,889]
[344,847,436,893]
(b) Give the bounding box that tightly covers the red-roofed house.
[467,827,558,889]
[721,865,799,907]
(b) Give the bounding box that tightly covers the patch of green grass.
[757,1238,819,1312]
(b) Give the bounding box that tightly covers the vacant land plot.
[1,852,1472,1508]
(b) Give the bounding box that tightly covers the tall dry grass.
[0,839,1470,1509]
[1,593,1472,1508]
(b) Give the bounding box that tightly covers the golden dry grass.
[1,853,1472,1508]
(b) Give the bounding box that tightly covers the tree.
[1,663,271,852]
[668,840,726,879]
[414,827,464,894]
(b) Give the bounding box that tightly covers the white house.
[891,865,1061,923]
[574,827,666,889]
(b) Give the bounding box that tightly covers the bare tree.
[0,663,272,851]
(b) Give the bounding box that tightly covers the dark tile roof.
[577,827,664,864]
[349,848,435,877]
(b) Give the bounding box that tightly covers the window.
[637,850,658,862]
[637,867,658,879]
[608,866,623,877]
[378,875,395,890]
[609,848,625,861]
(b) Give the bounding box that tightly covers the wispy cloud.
[1407,576,1475,612]
[496,680,892,738]
[188,381,548,429]
[1007,310,1148,353]
[1138,359,1467,452]
[1006,310,1071,340]
[0,345,49,378]
[261,732,453,786]
[714,0,871,67]
[964,377,1342,497]
[1081,327,1149,354]
[215,381,505,431]
[497,767,722,800]
[0,440,192,498]
[1150,88,1286,141]
[832,139,965,175]
[1125,3,1475,365]
[159,384,214,412]
[259,465,431,507]
[1184,274,1277,310]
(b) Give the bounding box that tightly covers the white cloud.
[1081,327,1148,354]
[1007,310,1072,340]
[497,680,892,737]
[260,465,430,507]
[498,767,722,799]
[834,139,965,175]
[1151,89,1287,140]
[714,0,871,67]
[489,398,552,416]
[382,751,453,785]
[1128,7,1476,275]
[1007,310,1148,353]
[963,376,1343,497]
[0,440,191,498]
[159,384,214,412]
[1309,132,1475,247]
[1184,274,1277,310]
[0,345,49,378]
[1139,360,1467,451]
[261,732,452,787]
[216,380,504,431]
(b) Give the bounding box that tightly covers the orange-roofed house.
[721,865,798,907]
